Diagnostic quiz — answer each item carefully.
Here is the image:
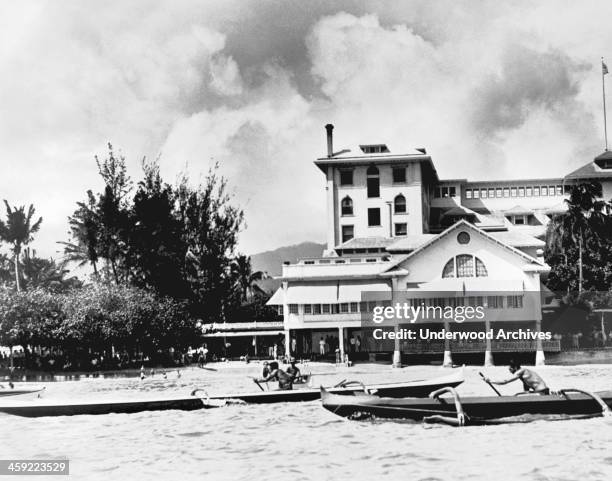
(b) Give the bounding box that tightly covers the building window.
[368,208,381,226]
[556,185,563,196]
[534,186,540,196]
[548,186,555,196]
[341,196,353,216]
[488,188,495,198]
[339,169,353,186]
[340,303,349,313]
[507,295,523,308]
[475,258,488,277]
[313,304,321,315]
[503,188,510,197]
[457,232,470,244]
[342,225,354,243]
[510,187,517,197]
[442,258,455,278]
[442,255,487,278]
[304,304,312,314]
[481,189,487,199]
[350,302,359,313]
[456,254,474,277]
[496,188,502,198]
[473,189,480,199]
[449,186,457,197]
[466,189,472,199]
[395,223,407,236]
[289,304,298,314]
[322,304,330,314]
[518,187,525,197]
[486,296,503,308]
[394,194,406,213]
[392,167,406,183]
[541,186,548,196]
[526,187,532,197]
[367,165,380,198]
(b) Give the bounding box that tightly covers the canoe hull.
[210,371,464,404]
[321,389,612,422]
[0,396,210,418]
[0,388,45,400]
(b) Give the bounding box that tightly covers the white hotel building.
[210,124,612,366]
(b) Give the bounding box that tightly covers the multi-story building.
[266,124,612,367]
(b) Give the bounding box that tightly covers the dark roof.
[565,152,612,180]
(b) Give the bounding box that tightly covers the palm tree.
[0,201,42,291]
[547,182,608,293]
[231,254,268,302]
[59,191,100,277]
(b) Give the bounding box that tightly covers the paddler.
[485,359,550,395]
[286,358,302,383]
[254,361,294,390]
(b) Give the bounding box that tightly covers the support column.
[338,327,345,365]
[484,319,494,367]
[391,277,402,368]
[253,336,258,357]
[443,320,453,367]
[535,319,545,366]
[284,330,291,362]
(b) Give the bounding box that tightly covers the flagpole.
[603,57,608,151]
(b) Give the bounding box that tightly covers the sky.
[1,0,612,261]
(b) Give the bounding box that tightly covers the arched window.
[394,194,406,214]
[476,257,488,277]
[456,255,474,277]
[442,255,487,278]
[367,165,380,198]
[442,258,455,278]
[341,196,353,216]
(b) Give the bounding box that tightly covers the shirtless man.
[286,358,302,383]
[485,359,549,395]
[255,361,294,390]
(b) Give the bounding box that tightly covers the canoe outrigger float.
[0,371,463,417]
[320,385,612,426]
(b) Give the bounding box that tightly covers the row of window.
[341,220,407,243]
[341,195,407,216]
[340,165,408,190]
[465,185,566,200]
[281,295,524,315]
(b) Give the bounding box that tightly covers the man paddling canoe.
[485,360,550,395]
[254,361,295,390]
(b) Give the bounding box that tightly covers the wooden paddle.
[249,376,267,392]
[198,366,218,372]
[479,372,502,396]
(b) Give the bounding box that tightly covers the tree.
[231,254,268,302]
[59,190,101,277]
[545,182,610,293]
[0,201,42,291]
[20,248,82,292]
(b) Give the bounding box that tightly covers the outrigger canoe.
[0,386,45,399]
[320,386,612,426]
[0,371,463,417]
[0,392,218,418]
[208,370,464,404]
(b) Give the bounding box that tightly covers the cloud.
[471,45,589,138]
[1,1,612,261]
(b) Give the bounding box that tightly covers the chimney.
[325,124,334,157]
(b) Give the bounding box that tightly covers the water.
[3,363,612,480]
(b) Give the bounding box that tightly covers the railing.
[202,321,284,332]
[392,339,561,354]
